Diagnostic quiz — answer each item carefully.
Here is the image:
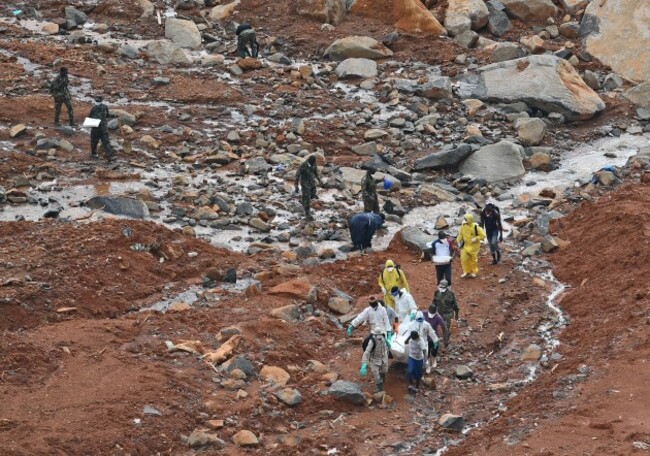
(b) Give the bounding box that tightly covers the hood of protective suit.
[463,213,474,224]
[385,259,395,268]
[415,310,424,321]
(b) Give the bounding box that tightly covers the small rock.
[521,344,542,361]
[327,297,352,314]
[275,388,302,407]
[232,430,259,447]
[439,414,465,432]
[9,124,27,138]
[188,428,225,448]
[329,380,365,405]
[260,365,290,386]
[454,365,474,379]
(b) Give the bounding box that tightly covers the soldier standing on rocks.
[361,168,380,213]
[294,155,321,220]
[49,67,74,127]
[236,24,259,58]
[431,280,459,344]
[88,96,115,161]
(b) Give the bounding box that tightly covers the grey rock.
[275,387,302,407]
[86,196,150,219]
[444,14,472,36]
[515,118,547,146]
[144,40,192,65]
[65,6,87,26]
[244,157,271,174]
[455,30,479,48]
[583,70,601,91]
[329,380,365,405]
[165,18,202,49]
[324,36,393,61]
[118,45,139,59]
[491,42,525,63]
[401,226,431,252]
[559,21,580,39]
[143,405,162,416]
[439,414,465,432]
[417,77,452,100]
[335,58,377,79]
[602,73,623,91]
[624,82,650,108]
[352,141,378,155]
[447,0,489,30]
[487,8,511,37]
[454,365,474,379]
[460,55,605,120]
[500,0,558,21]
[541,235,559,253]
[226,356,256,377]
[414,144,475,170]
[267,53,292,64]
[460,140,525,183]
[187,428,225,448]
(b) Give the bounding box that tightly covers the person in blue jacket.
[348,212,385,254]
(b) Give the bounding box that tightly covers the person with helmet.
[456,213,486,278]
[49,67,74,127]
[294,155,322,221]
[390,286,417,323]
[480,202,504,265]
[408,310,439,374]
[235,23,259,58]
[378,259,409,309]
[359,327,389,392]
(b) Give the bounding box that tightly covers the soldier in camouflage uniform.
[294,155,321,220]
[89,96,115,161]
[49,67,74,127]
[236,24,259,58]
[431,280,459,345]
[361,168,380,213]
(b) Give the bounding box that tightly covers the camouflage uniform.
[50,74,74,126]
[89,101,114,160]
[361,172,380,213]
[431,290,459,342]
[237,28,259,58]
[295,159,319,217]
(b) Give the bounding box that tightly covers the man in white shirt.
[390,286,418,323]
[430,231,458,286]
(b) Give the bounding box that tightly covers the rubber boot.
[496,250,502,264]
[491,253,498,265]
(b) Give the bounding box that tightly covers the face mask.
[438,287,447,293]
[427,312,435,318]
[386,267,395,272]
[370,303,378,310]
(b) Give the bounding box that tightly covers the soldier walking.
[361,168,380,213]
[49,67,74,127]
[89,96,115,161]
[294,155,321,220]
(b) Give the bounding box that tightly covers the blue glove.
[386,331,393,343]
[360,363,367,377]
[410,311,416,321]
[347,325,353,337]
[433,341,439,350]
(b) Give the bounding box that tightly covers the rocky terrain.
[1,0,649,454]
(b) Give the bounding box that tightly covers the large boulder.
[296,0,346,24]
[209,0,240,21]
[447,0,489,30]
[413,144,475,170]
[459,140,526,183]
[324,36,393,61]
[86,196,150,219]
[335,58,378,78]
[401,226,431,252]
[459,55,605,120]
[500,0,558,21]
[269,278,317,303]
[581,0,650,83]
[329,380,365,405]
[350,0,446,35]
[65,6,87,26]
[144,40,192,64]
[165,18,201,49]
[624,82,650,109]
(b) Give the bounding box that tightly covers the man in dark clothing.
[361,168,380,213]
[431,280,459,342]
[480,202,504,264]
[430,231,458,286]
[424,303,449,347]
[50,67,74,126]
[89,96,114,161]
[348,212,384,254]
[236,24,259,58]
[294,155,321,220]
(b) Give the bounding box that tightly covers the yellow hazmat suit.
[378,259,410,308]
[456,213,486,276]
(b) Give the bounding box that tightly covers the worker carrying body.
[390,286,417,323]
[378,259,409,309]
[359,327,389,392]
[456,213,486,278]
[408,310,439,374]
[347,297,393,348]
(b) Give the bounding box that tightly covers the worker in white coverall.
[359,327,389,392]
[390,286,418,323]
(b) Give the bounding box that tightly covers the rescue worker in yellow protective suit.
[456,213,486,278]
[378,259,410,309]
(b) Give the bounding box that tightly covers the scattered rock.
[165,18,201,49]
[260,365,291,386]
[401,226,432,252]
[144,40,192,65]
[275,388,302,407]
[65,6,87,26]
[491,42,525,63]
[41,23,59,35]
[271,304,301,322]
[232,430,259,447]
[454,365,474,379]
[328,297,352,314]
[296,0,346,25]
[500,0,558,22]
[529,151,552,171]
[329,380,365,405]
[487,6,511,37]
[516,118,547,146]
[521,344,542,361]
[269,278,317,302]
[9,124,27,138]
[439,414,465,432]
[187,428,226,448]
[209,0,240,21]
[238,57,263,71]
[624,82,650,109]
[413,144,475,171]
[86,196,150,219]
[350,0,447,35]
[447,0,489,30]
[541,235,559,253]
